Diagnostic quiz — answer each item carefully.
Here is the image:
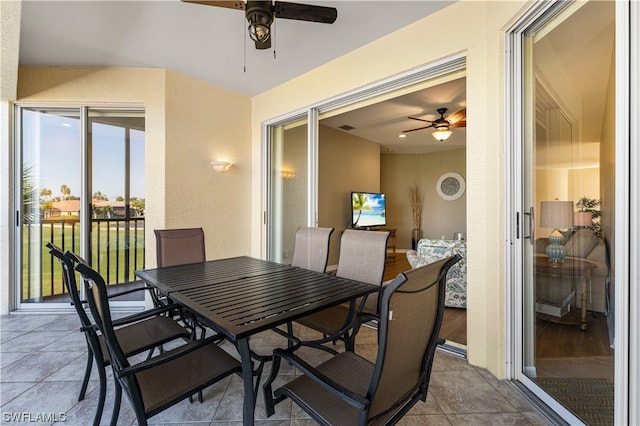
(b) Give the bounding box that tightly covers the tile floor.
[0,312,550,425]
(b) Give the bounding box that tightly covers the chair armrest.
[107,285,154,299]
[117,334,224,377]
[272,347,370,410]
[357,312,380,325]
[111,303,184,327]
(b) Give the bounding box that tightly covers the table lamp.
[574,211,593,229]
[540,200,574,263]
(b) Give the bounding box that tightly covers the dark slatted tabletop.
[135,256,379,340]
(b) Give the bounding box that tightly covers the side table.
[534,254,597,331]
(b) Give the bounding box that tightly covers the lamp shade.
[574,211,593,227]
[540,201,574,229]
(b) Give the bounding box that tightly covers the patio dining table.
[135,255,379,425]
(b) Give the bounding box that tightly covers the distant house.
[49,200,81,217]
[47,199,141,219]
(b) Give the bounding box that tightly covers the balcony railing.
[22,217,145,302]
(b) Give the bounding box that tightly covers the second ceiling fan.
[182,1,338,50]
[403,107,466,142]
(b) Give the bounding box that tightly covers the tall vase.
[411,229,423,250]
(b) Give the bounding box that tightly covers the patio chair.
[153,227,208,337]
[290,226,334,272]
[154,227,206,268]
[263,255,461,425]
[281,226,334,346]
[74,258,242,426]
[46,243,192,426]
[292,229,389,353]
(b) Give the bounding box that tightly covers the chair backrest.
[336,229,389,285]
[290,226,334,273]
[154,227,206,267]
[46,242,92,327]
[72,258,130,372]
[366,255,460,423]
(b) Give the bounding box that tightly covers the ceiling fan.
[403,107,466,142]
[182,1,338,50]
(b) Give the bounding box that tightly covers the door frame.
[504,1,638,424]
[12,103,146,311]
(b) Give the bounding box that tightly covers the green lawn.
[22,218,145,301]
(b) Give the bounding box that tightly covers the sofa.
[535,228,609,314]
[406,239,467,308]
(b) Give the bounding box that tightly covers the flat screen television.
[351,192,386,228]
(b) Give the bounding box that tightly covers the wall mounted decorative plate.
[436,172,465,201]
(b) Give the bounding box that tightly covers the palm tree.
[93,191,108,201]
[60,184,71,200]
[40,187,52,201]
[22,165,38,223]
[352,192,371,227]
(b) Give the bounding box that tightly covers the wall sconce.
[281,170,296,180]
[211,161,232,173]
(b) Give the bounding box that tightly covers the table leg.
[238,338,255,425]
[580,271,591,331]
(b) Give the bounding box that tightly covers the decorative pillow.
[564,229,600,258]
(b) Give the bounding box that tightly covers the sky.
[22,109,145,202]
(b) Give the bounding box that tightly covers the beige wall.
[381,149,466,248]
[251,1,530,377]
[318,125,381,266]
[16,66,252,267]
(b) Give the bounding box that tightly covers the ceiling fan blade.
[181,0,245,11]
[408,116,434,124]
[450,121,466,128]
[403,125,434,133]
[274,1,337,23]
[447,107,466,124]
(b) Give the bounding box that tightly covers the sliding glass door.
[266,114,312,264]
[15,106,145,308]
[510,1,619,423]
[18,108,81,305]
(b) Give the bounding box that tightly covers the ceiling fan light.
[432,128,452,142]
[248,22,270,43]
[246,7,273,44]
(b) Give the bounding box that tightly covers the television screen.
[351,192,386,228]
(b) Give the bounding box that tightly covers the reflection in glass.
[523,1,615,423]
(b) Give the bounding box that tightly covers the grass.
[22,217,145,301]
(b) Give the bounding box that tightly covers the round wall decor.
[436,172,465,201]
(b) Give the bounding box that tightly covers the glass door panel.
[267,118,309,263]
[19,108,81,304]
[521,1,615,423]
[88,110,146,292]
[16,107,146,307]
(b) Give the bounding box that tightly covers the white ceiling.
[321,77,466,154]
[19,0,455,97]
[18,1,613,156]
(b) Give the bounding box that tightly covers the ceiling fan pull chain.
[272,19,277,60]
[243,14,247,73]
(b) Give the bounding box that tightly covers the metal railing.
[22,217,145,302]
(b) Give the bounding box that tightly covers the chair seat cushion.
[107,316,190,362]
[295,305,352,337]
[137,341,241,416]
[277,351,374,426]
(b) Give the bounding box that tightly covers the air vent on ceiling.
[338,124,355,131]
